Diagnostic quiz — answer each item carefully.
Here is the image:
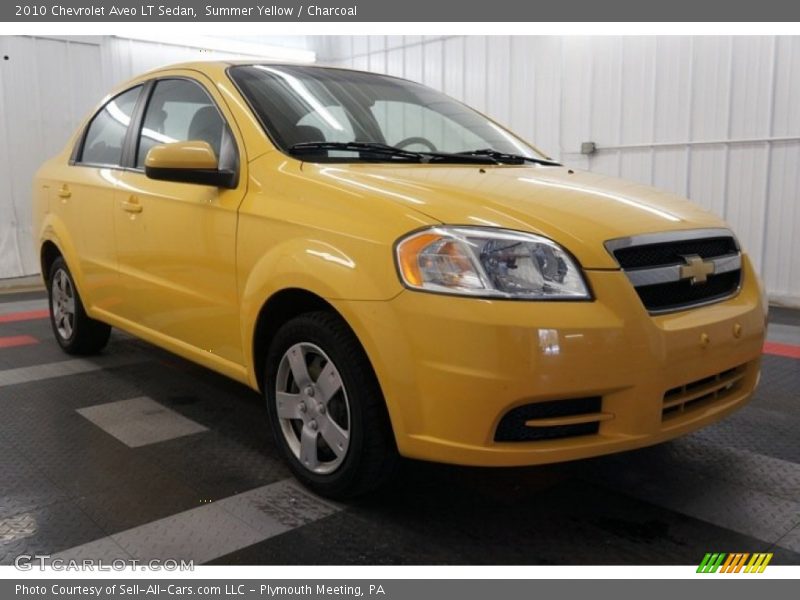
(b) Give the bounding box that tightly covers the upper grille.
[605,229,742,314]
[634,270,741,312]
[613,237,739,270]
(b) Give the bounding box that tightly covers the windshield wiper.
[454,149,561,166]
[290,141,426,161]
[289,141,497,164]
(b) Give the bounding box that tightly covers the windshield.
[228,64,549,162]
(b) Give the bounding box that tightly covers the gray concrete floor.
[0,291,798,565]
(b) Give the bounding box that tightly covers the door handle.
[121,196,143,214]
[57,186,71,199]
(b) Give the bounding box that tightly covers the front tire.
[265,311,397,499]
[48,257,111,355]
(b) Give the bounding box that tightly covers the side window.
[136,79,230,168]
[79,86,142,166]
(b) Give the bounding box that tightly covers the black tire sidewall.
[265,314,380,496]
[47,257,110,355]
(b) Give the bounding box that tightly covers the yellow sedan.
[33,62,766,497]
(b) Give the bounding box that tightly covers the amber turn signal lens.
[396,232,442,286]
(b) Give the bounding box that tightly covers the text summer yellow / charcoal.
[205,6,358,17]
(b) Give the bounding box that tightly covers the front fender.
[239,235,404,387]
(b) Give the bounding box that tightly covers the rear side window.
[136,79,229,167]
[79,86,142,166]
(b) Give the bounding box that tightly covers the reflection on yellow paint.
[320,167,425,205]
[306,241,356,269]
[518,177,682,222]
[538,328,560,355]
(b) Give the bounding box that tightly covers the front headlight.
[395,226,590,299]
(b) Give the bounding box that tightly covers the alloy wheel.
[51,269,76,340]
[275,342,351,474]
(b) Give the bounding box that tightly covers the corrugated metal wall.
[0,36,101,279]
[0,35,307,281]
[315,36,800,307]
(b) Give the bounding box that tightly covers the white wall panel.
[368,49,387,74]
[463,37,487,112]
[729,37,773,139]
[772,37,800,137]
[690,37,732,141]
[765,36,800,305]
[367,36,387,73]
[653,38,693,144]
[617,38,657,186]
[316,35,800,306]
[529,37,562,160]
[486,37,511,127]
[351,54,369,71]
[508,37,536,148]
[386,36,404,50]
[620,149,654,190]
[351,36,369,58]
[368,36,386,55]
[560,37,593,165]
[726,144,770,272]
[688,146,728,216]
[442,37,465,99]
[402,41,423,82]
[422,40,443,91]
[0,36,105,279]
[588,38,624,178]
[652,147,689,195]
[764,143,800,304]
[386,47,404,78]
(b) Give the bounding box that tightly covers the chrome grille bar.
[625,253,742,287]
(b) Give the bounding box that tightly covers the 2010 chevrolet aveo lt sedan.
[34,62,766,498]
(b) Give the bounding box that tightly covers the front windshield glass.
[228,64,548,162]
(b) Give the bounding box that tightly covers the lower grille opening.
[495,397,603,442]
[662,364,747,420]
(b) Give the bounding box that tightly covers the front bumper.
[334,255,765,467]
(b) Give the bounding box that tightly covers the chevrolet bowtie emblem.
[680,254,715,285]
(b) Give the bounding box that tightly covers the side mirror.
[144,141,236,188]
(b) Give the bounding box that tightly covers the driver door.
[112,75,246,367]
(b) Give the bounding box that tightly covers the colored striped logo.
[697,552,773,573]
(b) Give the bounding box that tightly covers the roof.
[137,60,361,76]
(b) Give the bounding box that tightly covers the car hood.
[301,163,730,269]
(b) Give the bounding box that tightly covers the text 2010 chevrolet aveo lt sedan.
[34,62,766,497]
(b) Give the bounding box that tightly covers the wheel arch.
[40,240,62,287]
[248,284,410,450]
[37,215,87,298]
[251,288,337,393]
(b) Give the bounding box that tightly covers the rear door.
[111,74,247,366]
[53,85,143,311]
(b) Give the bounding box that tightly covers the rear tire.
[48,257,111,355]
[265,311,398,499]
